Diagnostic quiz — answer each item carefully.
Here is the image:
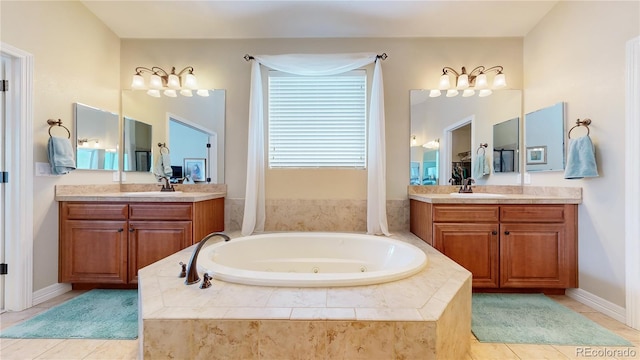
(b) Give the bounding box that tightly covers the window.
[268,70,367,168]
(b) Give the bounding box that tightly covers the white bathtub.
[197,232,428,287]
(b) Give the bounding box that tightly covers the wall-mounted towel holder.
[568,118,592,139]
[47,119,70,138]
[158,142,170,154]
[477,143,488,155]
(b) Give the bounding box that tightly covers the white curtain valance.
[241,52,390,236]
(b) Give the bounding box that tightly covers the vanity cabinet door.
[59,220,128,284]
[127,221,192,283]
[433,223,499,288]
[409,200,432,245]
[499,223,575,288]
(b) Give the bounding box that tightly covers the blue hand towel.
[47,136,76,175]
[473,154,490,179]
[564,135,598,179]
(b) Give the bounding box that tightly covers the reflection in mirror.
[410,89,522,185]
[525,102,565,172]
[492,117,519,173]
[74,103,119,170]
[121,90,225,183]
[123,117,152,172]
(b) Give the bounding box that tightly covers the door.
[434,223,499,288]
[0,54,7,311]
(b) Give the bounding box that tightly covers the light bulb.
[149,74,163,89]
[184,73,198,90]
[429,89,441,97]
[180,89,193,97]
[164,89,177,97]
[167,74,180,89]
[456,74,469,89]
[446,89,459,97]
[493,73,507,89]
[475,73,488,89]
[438,74,451,90]
[131,74,145,89]
[146,89,161,98]
[196,89,209,97]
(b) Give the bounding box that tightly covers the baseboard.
[566,288,626,323]
[32,283,72,306]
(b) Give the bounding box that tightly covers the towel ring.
[477,143,488,155]
[568,118,591,139]
[158,142,170,154]
[47,119,71,139]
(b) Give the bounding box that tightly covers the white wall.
[524,1,640,307]
[1,1,121,291]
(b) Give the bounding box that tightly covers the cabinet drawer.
[129,203,192,220]
[433,205,499,222]
[500,205,566,223]
[61,203,128,220]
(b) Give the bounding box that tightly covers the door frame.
[625,35,640,330]
[440,115,475,185]
[0,42,34,311]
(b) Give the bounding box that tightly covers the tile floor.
[0,291,638,359]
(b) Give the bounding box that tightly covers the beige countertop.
[54,184,226,203]
[408,185,582,204]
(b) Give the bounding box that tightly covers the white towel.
[47,136,76,175]
[153,152,173,180]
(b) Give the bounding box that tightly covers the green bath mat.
[472,293,633,346]
[0,289,138,340]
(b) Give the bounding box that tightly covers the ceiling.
[81,1,559,39]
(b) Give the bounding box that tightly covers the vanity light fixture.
[411,135,417,146]
[131,66,207,97]
[431,65,507,98]
[423,139,440,149]
[78,138,100,148]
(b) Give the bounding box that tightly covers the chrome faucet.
[159,176,175,192]
[185,232,230,285]
[459,178,475,193]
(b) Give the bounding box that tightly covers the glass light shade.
[196,89,210,97]
[131,74,145,89]
[180,89,193,97]
[149,74,163,89]
[93,140,100,148]
[438,74,451,90]
[411,136,417,146]
[183,73,198,90]
[429,89,441,97]
[446,89,459,97]
[479,89,493,97]
[475,73,488,89]
[456,74,469,89]
[493,73,507,89]
[163,89,177,97]
[167,74,181,89]
[462,89,475,97]
[146,89,161,98]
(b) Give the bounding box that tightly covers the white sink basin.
[120,191,183,196]
[449,192,506,198]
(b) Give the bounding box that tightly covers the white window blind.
[268,70,367,168]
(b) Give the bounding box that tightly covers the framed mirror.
[74,103,119,170]
[525,102,565,172]
[492,117,519,173]
[121,89,225,183]
[410,89,522,185]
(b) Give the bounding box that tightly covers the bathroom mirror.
[410,89,522,185]
[492,117,519,173]
[123,117,152,172]
[525,102,565,172]
[121,89,225,183]
[74,103,119,171]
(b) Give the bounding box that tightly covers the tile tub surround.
[408,185,582,204]
[138,231,472,359]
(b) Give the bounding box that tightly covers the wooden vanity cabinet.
[59,198,224,286]
[410,201,578,290]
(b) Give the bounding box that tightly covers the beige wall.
[121,38,524,202]
[1,1,121,291]
[523,1,640,307]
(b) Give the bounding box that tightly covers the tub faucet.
[185,232,230,285]
[459,178,475,193]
